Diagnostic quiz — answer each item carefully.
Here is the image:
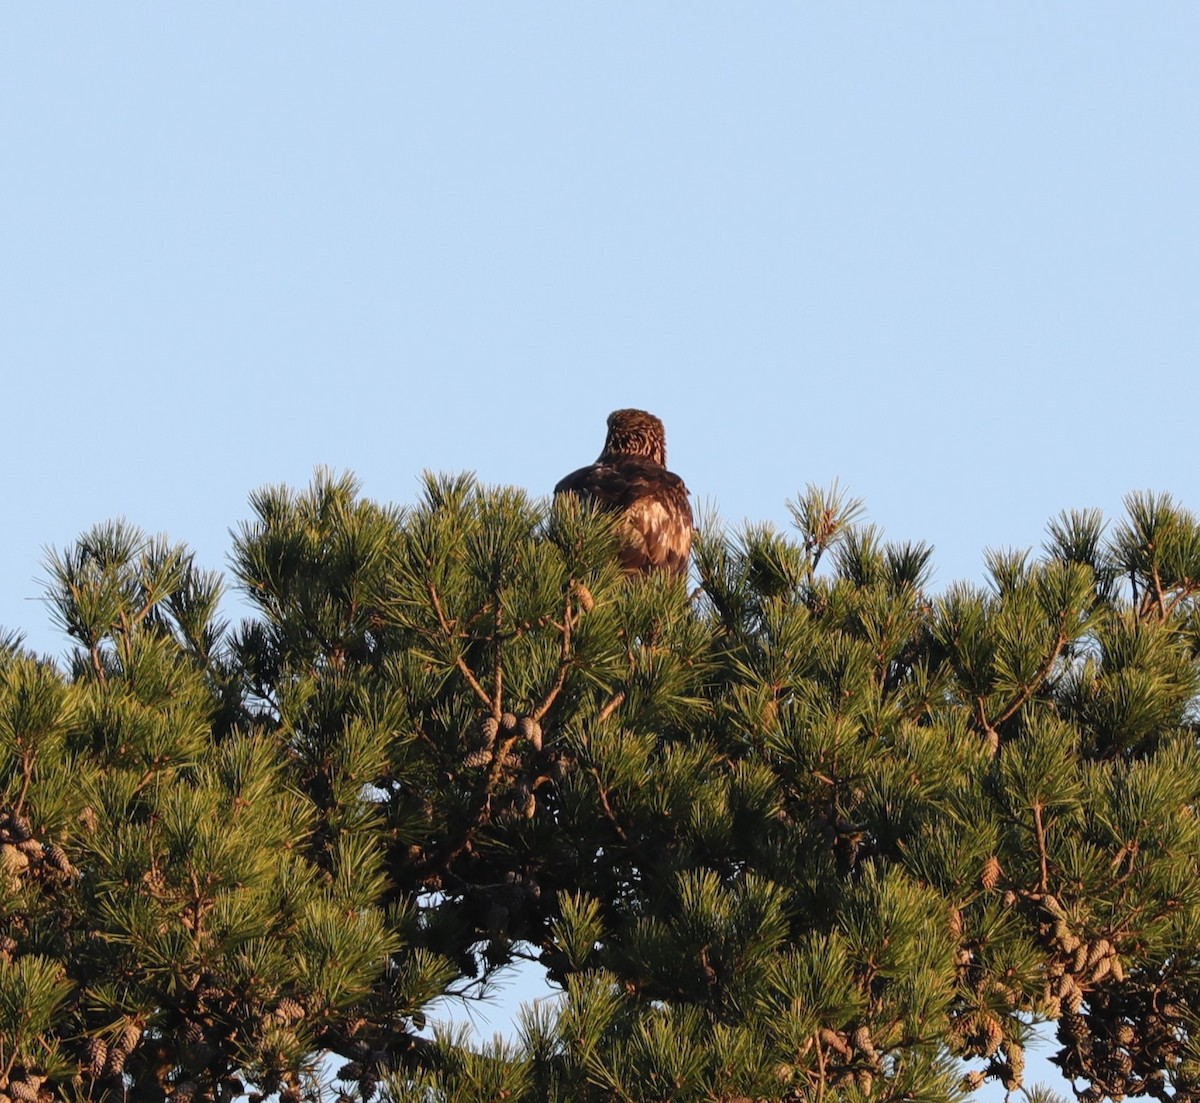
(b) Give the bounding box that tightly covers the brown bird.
[554,408,693,578]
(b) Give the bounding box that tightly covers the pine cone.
[462,746,492,768]
[86,1038,108,1078]
[337,1062,363,1082]
[981,855,1002,890]
[118,1022,142,1054]
[8,1081,37,1103]
[0,845,29,874]
[818,1028,852,1060]
[574,584,595,614]
[983,1016,1004,1057]
[852,1025,879,1065]
[1063,1012,1088,1045]
[106,1022,141,1075]
[477,717,499,742]
[43,844,71,874]
[500,712,518,732]
[517,716,543,750]
[1041,893,1065,917]
[274,997,304,1024]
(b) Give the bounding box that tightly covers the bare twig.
[491,598,504,717]
[589,767,627,841]
[978,630,1071,749]
[975,697,1001,754]
[427,582,492,709]
[814,1030,827,1103]
[1141,563,1168,621]
[597,691,626,724]
[1163,584,1198,620]
[532,590,575,723]
[12,752,32,818]
[90,643,106,687]
[1033,801,1050,893]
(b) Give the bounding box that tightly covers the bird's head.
[601,408,668,466]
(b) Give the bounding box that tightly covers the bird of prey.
[554,408,693,578]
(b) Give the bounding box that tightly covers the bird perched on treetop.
[554,408,693,578]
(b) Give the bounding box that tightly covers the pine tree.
[3,470,1200,1102]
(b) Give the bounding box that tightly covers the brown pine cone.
[86,1037,108,1078]
[43,844,72,873]
[517,717,543,750]
[462,746,492,768]
[274,997,304,1023]
[477,717,499,742]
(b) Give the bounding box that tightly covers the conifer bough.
[2,472,1200,1102]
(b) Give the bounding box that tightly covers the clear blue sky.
[4,6,1198,1097]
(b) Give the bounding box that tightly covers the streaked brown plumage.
[554,409,693,578]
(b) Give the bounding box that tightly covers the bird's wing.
[555,459,693,577]
[619,473,693,577]
[553,462,635,506]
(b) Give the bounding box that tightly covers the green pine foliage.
[3,472,1200,1102]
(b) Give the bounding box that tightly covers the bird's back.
[555,455,693,578]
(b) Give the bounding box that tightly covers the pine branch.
[490,589,504,715]
[1033,801,1050,893]
[589,767,627,841]
[597,690,626,724]
[977,630,1069,744]
[426,581,492,710]
[531,589,577,723]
